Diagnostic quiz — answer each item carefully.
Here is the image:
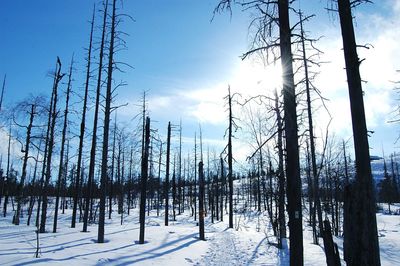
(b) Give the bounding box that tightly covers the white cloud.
[145,59,283,128]
[119,1,400,160]
[150,95,173,110]
[0,127,24,173]
[309,3,400,152]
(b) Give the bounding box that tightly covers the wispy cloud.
[119,2,400,160]
[309,3,400,150]
[145,59,283,128]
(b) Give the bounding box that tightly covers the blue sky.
[0,0,247,97]
[1,0,400,166]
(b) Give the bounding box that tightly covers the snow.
[0,208,207,266]
[0,203,399,265]
[377,210,400,266]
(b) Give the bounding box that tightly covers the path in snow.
[196,228,248,265]
[194,213,289,266]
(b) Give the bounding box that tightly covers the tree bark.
[53,57,72,233]
[14,104,35,225]
[81,5,95,232]
[0,74,5,113]
[278,0,303,264]
[2,122,12,218]
[198,161,205,240]
[98,0,116,243]
[220,157,224,221]
[139,117,150,244]
[164,122,171,226]
[227,87,234,229]
[275,90,286,247]
[40,57,63,233]
[299,13,323,242]
[338,0,381,265]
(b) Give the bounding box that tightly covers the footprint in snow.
[97,258,110,265]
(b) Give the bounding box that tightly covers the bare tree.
[298,12,323,244]
[13,97,42,225]
[274,89,286,247]
[80,4,95,232]
[224,86,236,229]
[85,0,109,230]
[27,135,43,226]
[215,1,304,263]
[198,161,205,240]
[164,122,171,226]
[0,74,5,114]
[98,0,116,243]
[2,120,12,217]
[139,117,150,244]
[40,57,64,233]
[53,56,73,233]
[334,0,380,264]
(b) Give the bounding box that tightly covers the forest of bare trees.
[1,0,399,265]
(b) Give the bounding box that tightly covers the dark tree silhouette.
[81,4,95,232]
[336,0,381,264]
[53,56,73,233]
[198,161,205,241]
[13,101,37,225]
[40,57,64,233]
[0,74,5,113]
[98,0,117,243]
[165,122,171,226]
[139,117,150,244]
[215,2,304,262]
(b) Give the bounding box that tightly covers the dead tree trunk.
[81,5,95,232]
[86,0,108,227]
[27,138,42,226]
[275,89,286,247]
[172,157,177,221]
[117,132,122,215]
[127,146,133,216]
[338,0,380,265]
[266,160,277,237]
[322,220,341,266]
[53,56,73,233]
[36,94,54,227]
[343,141,349,185]
[257,149,262,213]
[227,87,234,229]
[305,141,316,240]
[299,13,323,243]
[0,74,5,113]
[40,57,63,233]
[139,117,150,244]
[178,121,182,215]
[198,161,205,241]
[2,121,11,217]
[109,117,117,219]
[157,142,162,217]
[14,104,36,225]
[98,0,116,243]
[278,0,303,263]
[164,122,171,226]
[194,133,197,221]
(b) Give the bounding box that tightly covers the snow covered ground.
[0,203,399,265]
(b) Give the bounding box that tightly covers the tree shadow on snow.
[247,236,268,265]
[105,233,199,266]
[14,242,136,266]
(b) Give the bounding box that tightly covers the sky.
[1,0,400,168]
